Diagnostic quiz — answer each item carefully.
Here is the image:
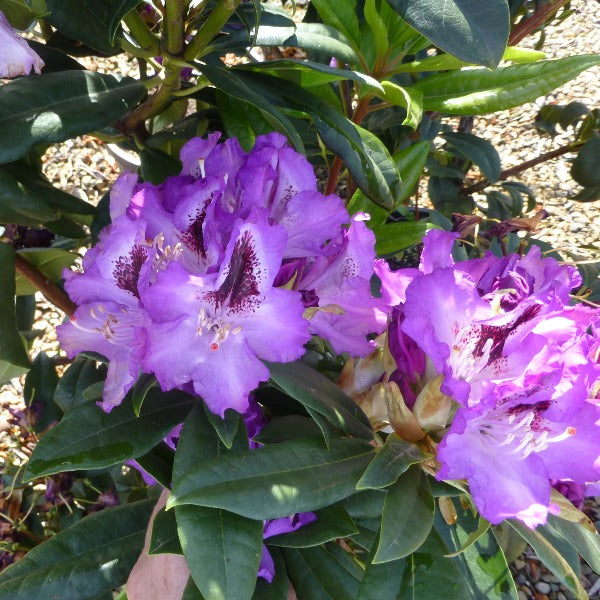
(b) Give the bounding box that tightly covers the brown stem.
[14,254,76,317]
[461,142,578,195]
[508,0,570,45]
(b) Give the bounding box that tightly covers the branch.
[461,142,578,195]
[14,253,76,317]
[508,0,571,45]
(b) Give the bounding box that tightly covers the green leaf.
[200,61,304,153]
[169,437,374,520]
[253,415,324,445]
[149,507,183,555]
[441,131,501,182]
[45,0,140,53]
[374,467,434,563]
[239,60,383,92]
[400,534,469,600]
[282,544,361,600]
[54,356,105,413]
[379,81,423,130]
[357,434,430,490]
[384,0,509,69]
[572,135,600,187]
[374,220,435,256]
[265,505,358,548]
[413,55,600,115]
[140,148,182,185]
[508,519,586,599]
[216,90,274,153]
[203,405,242,450]
[23,388,195,480]
[176,505,263,600]
[394,140,430,203]
[0,168,60,225]
[548,515,600,574]
[267,360,373,440]
[14,248,77,295]
[357,536,406,600]
[0,243,30,369]
[0,71,146,163]
[434,500,517,599]
[135,441,175,489]
[131,373,158,417]
[0,500,153,600]
[309,0,361,50]
[0,0,47,29]
[23,352,60,431]
[364,0,389,58]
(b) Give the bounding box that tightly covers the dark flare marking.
[113,245,148,297]
[208,230,260,312]
[180,198,212,259]
[474,304,542,362]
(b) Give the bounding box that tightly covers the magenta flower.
[0,12,44,77]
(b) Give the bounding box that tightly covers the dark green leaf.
[0,500,153,600]
[265,505,358,548]
[176,505,263,600]
[267,360,373,440]
[203,405,242,450]
[23,388,195,480]
[239,60,382,92]
[435,503,517,599]
[357,532,406,600]
[572,135,600,187]
[140,148,182,184]
[149,507,183,555]
[15,249,77,295]
[169,437,374,520]
[135,441,175,489]
[413,56,600,115]
[54,356,105,413]
[254,415,324,445]
[400,533,469,600]
[508,520,586,599]
[45,0,140,53]
[0,168,60,225]
[0,71,146,163]
[374,467,434,563]
[441,132,502,182]
[0,0,47,29]
[357,434,430,490]
[384,0,509,68]
[132,373,158,417]
[200,61,304,153]
[548,515,600,574]
[282,544,361,600]
[0,243,30,368]
[28,40,85,73]
[23,352,60,431]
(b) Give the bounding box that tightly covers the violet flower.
[141,214,309,415]
[0,12,44,77]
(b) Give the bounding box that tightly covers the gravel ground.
[1,1,599,594]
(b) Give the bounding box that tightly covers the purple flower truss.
[381,229,600,527]
[58,133,385,414]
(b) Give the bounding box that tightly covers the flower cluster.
[58,132,385,415]
[377,230,600,527]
